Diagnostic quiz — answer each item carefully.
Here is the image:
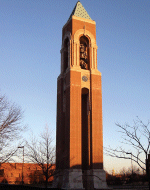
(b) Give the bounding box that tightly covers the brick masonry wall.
[0,163,55,184]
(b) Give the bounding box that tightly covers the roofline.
[62,15,96,31]
[72,15,95,24]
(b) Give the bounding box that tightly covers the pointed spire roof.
[68,1,92,21]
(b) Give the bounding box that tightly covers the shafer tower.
[53,1,107,189]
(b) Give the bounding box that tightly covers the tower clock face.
[82,76,88,82]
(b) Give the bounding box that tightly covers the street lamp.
[126,152,133,175]
[131,153,133,175]
[18,146,24,185]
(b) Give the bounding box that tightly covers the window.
[0,169,4,177]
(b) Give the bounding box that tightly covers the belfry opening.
[53,1,108,189]
[63,38,69,72]
[80,36,89,70]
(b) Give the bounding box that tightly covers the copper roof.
[68,1,92,21]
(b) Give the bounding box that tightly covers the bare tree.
[105,117,150,172]
[26,126,55,188]
[0,94,25,163]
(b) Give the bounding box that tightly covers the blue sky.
[0,0,150,173]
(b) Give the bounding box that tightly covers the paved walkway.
[110,185,149,190]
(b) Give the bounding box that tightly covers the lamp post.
[126,153,133,173]
[126,152,133,185]
[131,153,133,175]
[18,146,24,185]
[146,153,150,190]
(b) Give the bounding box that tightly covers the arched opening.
[63,38,69,72]
[81,88,89,170]
[80,36,89,70]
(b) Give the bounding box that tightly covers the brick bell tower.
[53,1,107,189]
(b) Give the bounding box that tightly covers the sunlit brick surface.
[0,163,55,184]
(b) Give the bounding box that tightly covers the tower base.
[52,169,108,189]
